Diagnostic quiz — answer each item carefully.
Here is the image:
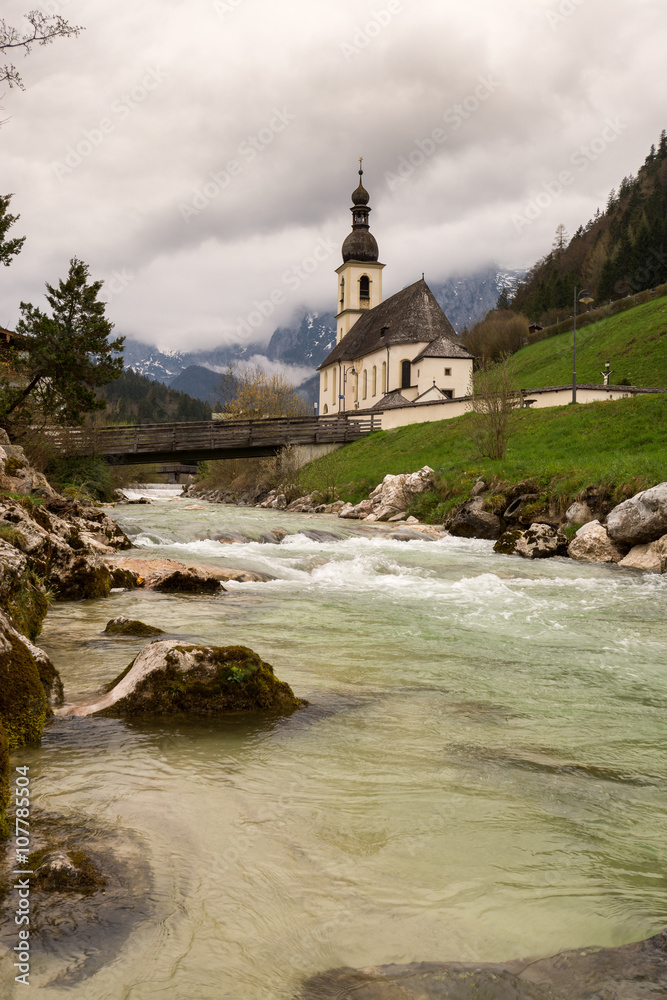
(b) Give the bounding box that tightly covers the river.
[3,490,667,998]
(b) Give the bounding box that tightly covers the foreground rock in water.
[60,641,304,718]
[104,617,165,637]
[298,930,667,999]
[568,520,626,564]
[110,555,273,585]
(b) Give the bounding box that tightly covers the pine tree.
[2,257,124,426]
[0,193,25,266]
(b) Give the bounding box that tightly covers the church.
[318,163,473,419]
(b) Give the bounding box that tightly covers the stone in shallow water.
[60,641,305,719]
[297,931,667,999]
[104,616,165,637]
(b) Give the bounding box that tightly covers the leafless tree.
[1,10,82,90]
[468,354,521,461]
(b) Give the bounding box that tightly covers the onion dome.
[342,229,379,263]
[341,159,379,263]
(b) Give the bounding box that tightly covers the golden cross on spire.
[359,156,363,176]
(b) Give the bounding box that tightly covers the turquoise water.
[2,496,667,998]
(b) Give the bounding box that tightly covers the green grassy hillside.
[511,295,667,388]
[300,393,667,519]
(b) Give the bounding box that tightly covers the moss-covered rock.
[0,719,10,840]
[104,617,164,637]
[493,529,524,555]
[6,570,49,640]
[32,849,108,893]
[62,642,305,719]
[0,617,50,747]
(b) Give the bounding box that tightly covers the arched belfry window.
[340,277,345,307]
[359,275,370,302]
[401,360,412,388]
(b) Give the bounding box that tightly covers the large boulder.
[298,930,667,999]
[619,534,667,573]
[607,482,667,546]
[104,617,165,637]
[369,466,434,519]
[514,523,568,559]
[568,520,625,564]
[0,608,60,747]
[60,641,304,718]
[447,498,502,540]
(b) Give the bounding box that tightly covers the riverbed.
[2,492,667,998]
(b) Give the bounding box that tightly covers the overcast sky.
[1,0,665,352]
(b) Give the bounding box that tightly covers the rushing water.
[2,496,667,998]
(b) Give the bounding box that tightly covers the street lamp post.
[339,364,358,413]
[572,287,594,403]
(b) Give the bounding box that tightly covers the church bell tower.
[335,160,385,343]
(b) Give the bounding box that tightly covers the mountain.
[98,368,212,422]
[169,365,226,404]
[264,312,336,366]
[512,130,667,323]
[120,267,524,390]
[429,266,526,332]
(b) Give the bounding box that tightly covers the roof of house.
[369,389,412,410]
[319,278,472,368]
[411,334,472,363]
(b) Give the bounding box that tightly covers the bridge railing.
[43,413,382,457]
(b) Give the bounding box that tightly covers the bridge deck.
[45,414,382,464]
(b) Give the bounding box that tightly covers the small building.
[318,166,473,414]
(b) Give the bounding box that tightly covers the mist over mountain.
[121,265,524,397]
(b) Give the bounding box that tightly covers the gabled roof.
[369,389,411,410]
[318,278,470,368]
[411,334,472,362]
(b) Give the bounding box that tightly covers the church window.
[362,370,367,399]
[354,373,359,401]
[444,367,452,376]
[323,369,328,390]
[340,278,345,307]
[332,368,337,402]
[401,360,411,388]
[381,361,387,393]
[359,275,370,302]
[372,365,377,396]
[323,403,328,413]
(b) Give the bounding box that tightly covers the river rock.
[110,555,272,585]
[60,641,304,718]
[606,482,667,546]
[0,607,61,747]
[493,528,524,555]
[447,498,502,540]
[298,930,667,999]
[104,617,165,637]
[514,523,568,559]
[619,534,667,573]
[564,501,594,526]
[568,520,625,564]
[33,850,108,892]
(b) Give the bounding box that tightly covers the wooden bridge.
[44,414,382,465]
